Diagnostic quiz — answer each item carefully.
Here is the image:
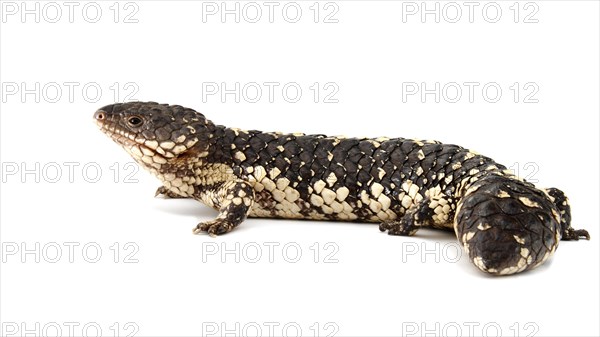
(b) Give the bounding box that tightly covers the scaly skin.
[94,102,589,275]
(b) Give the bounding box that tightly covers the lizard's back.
[223,129,499,228]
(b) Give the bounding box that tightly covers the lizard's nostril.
[94,111,105,120]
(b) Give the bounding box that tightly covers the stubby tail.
[455,175,588,275]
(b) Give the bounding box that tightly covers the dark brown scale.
[420,145,441,173]
[358,140,375,155]
[372,148,388,167]
[283,139,302,156]
[389,146,407,165]
[233,132,251,149]
[249,133,268,152]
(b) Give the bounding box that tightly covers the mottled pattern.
[94,102,589,275]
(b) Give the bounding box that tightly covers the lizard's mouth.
[95,118,137,148]
[95,116,168,165]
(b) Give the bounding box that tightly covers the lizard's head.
[94,102,214,167]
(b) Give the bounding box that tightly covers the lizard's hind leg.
[379,195,455,236]
[543,187,590,241]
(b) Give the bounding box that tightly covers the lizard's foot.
[155,186,187,198]
[192,180,254,236]
[379,217,419,236]
[193,219,235,236]
[562,228,590,241]
[543,187,590,241]
[380,197,440,236]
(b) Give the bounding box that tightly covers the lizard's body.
[94,102,589,275]
[160,130,489,227]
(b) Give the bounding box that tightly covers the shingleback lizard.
[94,102,589,275]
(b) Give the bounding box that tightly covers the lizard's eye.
[127,116,143,127]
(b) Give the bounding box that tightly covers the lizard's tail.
[454,174,588,275]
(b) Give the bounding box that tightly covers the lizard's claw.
[155,186,166,197]
[193,219,235,236]
[155,186,186,198]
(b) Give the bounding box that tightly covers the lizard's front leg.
[193,180,254,236]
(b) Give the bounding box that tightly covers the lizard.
[94,101,589,275]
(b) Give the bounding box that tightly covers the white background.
[1,1,599,336]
